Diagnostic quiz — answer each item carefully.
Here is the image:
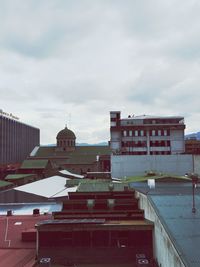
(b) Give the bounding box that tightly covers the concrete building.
[110,111,185,155]
[0,110,40,168]
[110,111,191,177]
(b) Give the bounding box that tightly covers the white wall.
[111,155,193,178]
[136,192,186,267]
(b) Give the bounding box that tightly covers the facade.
[185,139,200,154]
[0,112,40,167]
[110,111,185,155]
[36,184,154,265]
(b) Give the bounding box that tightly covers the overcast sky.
[0,0,200,144]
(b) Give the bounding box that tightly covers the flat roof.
[124,115,184,120]
[0,202,62,215]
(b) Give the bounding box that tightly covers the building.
[110,111,185,155]
[30,126,111,174]
[185,139,200,154]
[133,181,200,267]
[0,110,40,170]
[35,183,154,266]
[110,111,191,177]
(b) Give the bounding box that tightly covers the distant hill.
[185,132,200,140]
[77,142,108,146]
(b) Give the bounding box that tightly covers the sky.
[0,0,200,144]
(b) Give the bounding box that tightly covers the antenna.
[68,113,71,129]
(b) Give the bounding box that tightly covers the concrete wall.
[194,155,200,175]
[136,191,186,267]
[111,154,193,178]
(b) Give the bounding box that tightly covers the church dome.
[56,126,76,140]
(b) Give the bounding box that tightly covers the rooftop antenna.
[68,113,71,129]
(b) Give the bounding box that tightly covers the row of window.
[122,129,170,137]
[150,141,170,147]
[122,141,146,147]
[57,140,75,147]
[122,140,171,147]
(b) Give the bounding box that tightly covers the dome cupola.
[56,125,76,151]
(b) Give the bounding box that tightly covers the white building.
[110,111,185,155]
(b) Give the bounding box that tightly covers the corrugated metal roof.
[14,176,77,198]
[150,194,200,267]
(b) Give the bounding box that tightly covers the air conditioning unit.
[39,258,51,266]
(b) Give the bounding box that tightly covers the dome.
[56,126,76,140]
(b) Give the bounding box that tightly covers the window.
[140,130,144,136]
[135,130,138,136]
[158,130,161,136]
[164,129,167,136]
[129,130,132,136]
[152,130,156,136]
[123,130,127,137]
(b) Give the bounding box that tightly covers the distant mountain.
[43,142,108,147]
[77,142,108,146]
[185,132,200,140]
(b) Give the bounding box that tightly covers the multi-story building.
[0,110,40,167]
[110,111,185,155]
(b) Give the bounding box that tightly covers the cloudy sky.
[0,0,200,144]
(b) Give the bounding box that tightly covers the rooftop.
[33,145,111,164]
[20,159,50,169]
[131,181,200,267]
[14,176,77,198]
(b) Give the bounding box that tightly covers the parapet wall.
[111,154,193,178]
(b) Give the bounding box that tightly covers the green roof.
[77,181,130,192]
[20,159,49,169]
[34,145,111,164]
[5,174,35,180]
[0,180,13,188]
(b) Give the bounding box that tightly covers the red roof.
[0,214,52,267]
